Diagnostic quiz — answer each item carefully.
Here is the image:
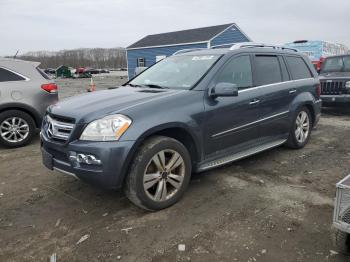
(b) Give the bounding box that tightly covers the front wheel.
[124,136,192,211]
[285,106,312,149]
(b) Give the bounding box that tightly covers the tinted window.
[216,55,252,89]
[285,56,312,80]
[0,68,25,82]
[254,55,282,86]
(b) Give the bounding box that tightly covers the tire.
[334,229,350,255]
[124,136,192,211]
[0,110,36,148]
[285,106,312,149]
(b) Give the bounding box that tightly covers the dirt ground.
[1,75,350,261]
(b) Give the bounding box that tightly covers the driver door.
[203,54,263,159]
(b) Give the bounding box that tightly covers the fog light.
[69,152,101,165]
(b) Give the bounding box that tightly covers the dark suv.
[41,43,321,210]
[319,55,350,106]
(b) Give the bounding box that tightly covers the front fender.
[117,122,203,187]
[132,122,203,160]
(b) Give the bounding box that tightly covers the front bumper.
[40,132,135,189]
[321,94,350,105]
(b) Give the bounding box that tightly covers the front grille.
[45,115,75,141]
[321,80,345,95]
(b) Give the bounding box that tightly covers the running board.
[197,139,287,172]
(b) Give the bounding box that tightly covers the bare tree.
[17,48,126,69]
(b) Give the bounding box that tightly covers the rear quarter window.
[0,68,26,82]
[285,56,312,80]
[254,55,282,86]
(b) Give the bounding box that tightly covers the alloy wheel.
[295,111,310,144]
[143,149,185,202]
[0,117,29,143]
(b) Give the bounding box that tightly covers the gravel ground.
[0,75,350,261]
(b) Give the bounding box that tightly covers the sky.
[0,0,349,56]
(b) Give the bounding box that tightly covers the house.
[126,23,251,79]
[55,65,72,78]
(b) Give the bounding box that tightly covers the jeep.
[319,55,350,106]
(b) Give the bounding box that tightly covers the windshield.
[321,56,350,73]
[129,54,221,89]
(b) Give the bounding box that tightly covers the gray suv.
[41,43,321,210]
[0,58,58,147]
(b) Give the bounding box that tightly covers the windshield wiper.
[143,84,169,89]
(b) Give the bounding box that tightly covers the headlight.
[346,81,350,89]
[80,114,132,141]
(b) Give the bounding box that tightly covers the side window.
[279,56,290,81]
[215,55,252,90]
[285,56,312,80]
[0,68,25,82]
[254,55,282,86]
[137,58,146,67]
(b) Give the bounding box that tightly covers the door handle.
[289,89,297,94]
[249,99,260,105]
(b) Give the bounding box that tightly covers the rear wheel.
[285,106,312,149]
[0,110,36,148]
[124,136,191,211]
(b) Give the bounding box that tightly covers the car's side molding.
[212,110,290,138]
[238,78,315,93]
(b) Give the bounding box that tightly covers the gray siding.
[127,43,207,79]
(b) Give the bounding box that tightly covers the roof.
[0,57,40,67]
[0,58,43,80]
[55,65,69,70]
[127,23,239,49]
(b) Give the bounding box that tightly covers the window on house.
[137,58,146,67]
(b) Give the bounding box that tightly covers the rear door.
[0,67,28,104]
[252,54,293,140]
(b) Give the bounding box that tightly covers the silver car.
[0,58,58,147]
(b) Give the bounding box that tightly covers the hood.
[48,86,182,123]
[319,71,350,79]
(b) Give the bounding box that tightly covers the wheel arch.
[289,92,317,127]
[120,123,202,186]
[0,103,42,128]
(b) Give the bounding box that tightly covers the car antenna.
[13,50,19,59]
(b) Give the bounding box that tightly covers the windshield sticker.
[192,56,215,61]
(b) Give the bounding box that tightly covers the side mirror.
[210,82,238,98]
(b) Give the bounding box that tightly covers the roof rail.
[229,42,298,52]
[172,48,208,55]
[210,43,237,49]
